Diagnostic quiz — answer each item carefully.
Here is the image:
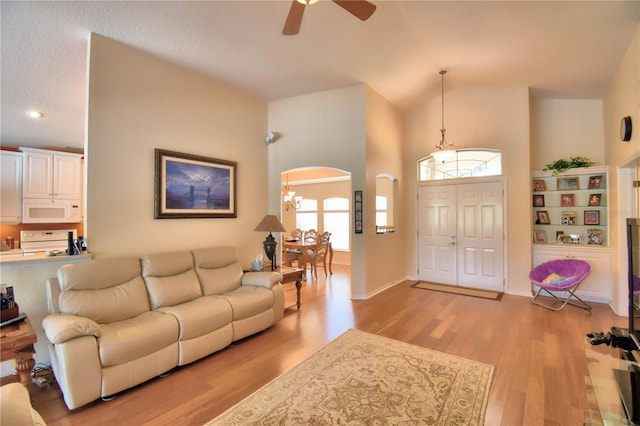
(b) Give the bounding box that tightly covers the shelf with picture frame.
[531,165,608,247]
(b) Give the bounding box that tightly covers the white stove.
[20,229,77,255]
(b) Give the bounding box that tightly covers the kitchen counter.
[0,251,93,269]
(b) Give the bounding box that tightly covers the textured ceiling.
[1,1,639,151]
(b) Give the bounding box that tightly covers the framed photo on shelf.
[533,194,545,207]
[588,228,604,245]
[560,193,575,207]
[560,211,577,225]
[536,210,550,225]
[533,179,547,191]
[557,176,579,190]
[588,175,603,189]
[154,149,237,219]
[584,210,600,225]
[588,193,602,206]
[533,230,546,243]
[555,231,564,242]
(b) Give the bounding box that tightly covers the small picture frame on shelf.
[584,210,600,225]
[533,230,546,243]
[533,194,545,207]
[587,228,604,245]
[588,193,602,206]
[588,175,603,189]
[557,176,579,190]
[536,210,550,225]
[556,231,564,242]
[533,179,547,191]
[560,211,577,225]
[560,193,575,207]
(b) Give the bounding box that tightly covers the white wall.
[404,86,532,296]
[86,34,269,263]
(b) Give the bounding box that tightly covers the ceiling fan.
[283,0,376,36]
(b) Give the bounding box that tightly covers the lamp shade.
[431,149,456,163]
[254,215,287,233]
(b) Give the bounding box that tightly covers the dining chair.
[308,239,330,278]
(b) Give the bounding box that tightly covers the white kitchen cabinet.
[533,245,611,303]
[0,151,23,224]
[20,147,82,200]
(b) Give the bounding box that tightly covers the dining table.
[283,239,333,279]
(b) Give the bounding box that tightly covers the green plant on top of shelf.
[542,156,594,175]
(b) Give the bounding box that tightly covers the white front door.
[417,185,457,285]
[456,182,504,291]
[418,181,505,292]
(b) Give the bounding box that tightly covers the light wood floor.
[28,264,626,425]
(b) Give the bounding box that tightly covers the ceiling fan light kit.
[283,0,376,36]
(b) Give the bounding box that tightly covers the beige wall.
[86,34,269,263]
[365,87,406,297]
[404,86,532,296]
[604,26,640,314]
[530,99,605,170]
[268,86,368,296]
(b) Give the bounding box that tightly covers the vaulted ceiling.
[2,1,638,151]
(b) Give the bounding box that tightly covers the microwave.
[22,199,82,223]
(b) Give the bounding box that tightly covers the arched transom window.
[418,149,502,181]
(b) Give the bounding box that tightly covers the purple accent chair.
[529,259,591,311]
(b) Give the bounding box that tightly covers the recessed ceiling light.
[26,110,44,119]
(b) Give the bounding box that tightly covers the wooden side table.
[1,317,37,385]
[276,266,304,309]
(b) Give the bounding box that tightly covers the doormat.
[413,281,503,301]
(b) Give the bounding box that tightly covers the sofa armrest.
[0,383,46,426]
[42,314,101,344]
[241,271,283,288]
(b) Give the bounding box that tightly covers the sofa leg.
[101,394,117,402]
[158,371,171,378]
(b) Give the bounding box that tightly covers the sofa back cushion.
[192,247,243,295]
[141,250,202,309]
[57,257,151,324]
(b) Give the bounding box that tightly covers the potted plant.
[543,156,594,175]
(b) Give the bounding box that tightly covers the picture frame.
[556,231,564,242]
[154,149,237,219]
[557,176,579,190]
[354,190,363,234]
[533,230,546,243]
[561,211,577,225]
[533,179,547,192]
[560,193,575,207]
[536,210,550,225]
[588,193,602,206]
[533,194,545,207]
[584,210,600,225]
[587,228,604,245]
[588,175,603,189]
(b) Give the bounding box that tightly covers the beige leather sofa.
[42,246,284,410]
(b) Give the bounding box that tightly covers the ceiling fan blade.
[283,1,305,35]
[332,0,376,21]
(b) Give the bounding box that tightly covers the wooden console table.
[1,317,36,385]
[276,266,304,309]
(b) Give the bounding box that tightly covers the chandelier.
[430,69,457,163]
[282,174,302,211]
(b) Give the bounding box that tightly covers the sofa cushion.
[58,257,141,291]
[192,247,243,295]
[223,286,275,320]
[158,296,232,340]
[142,251,202,309]
[59,276,151,324]
[98,311,179,367]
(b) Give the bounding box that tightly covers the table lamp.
[254,215,287,271]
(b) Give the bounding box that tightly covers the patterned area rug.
[207,329,494,425]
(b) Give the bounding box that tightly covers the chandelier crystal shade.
[430,69,457,163]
